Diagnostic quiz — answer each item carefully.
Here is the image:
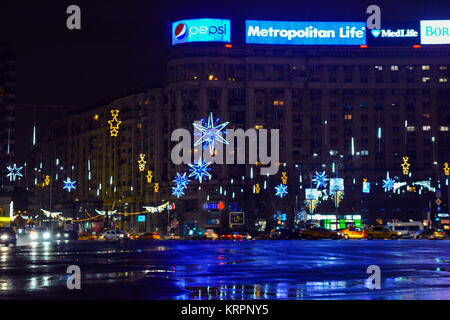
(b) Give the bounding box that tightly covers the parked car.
[138,232,161,240]
[269,228,303,240]
[366,226,400,240]
[340,227,366,239]
[204,229,218,240]
[0,227,17,246]
[101,229,127,241]
[416,229,445,240]
[303,227,342,240]
[78,232,97,240]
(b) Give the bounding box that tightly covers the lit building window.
[439,126,449,131]
[439,65,447,70]
[422,65,430,70]
[422,77,431,83]
[255,125,263,130]
[407,126,415,132]
[422,113,431,119]
[406,65,414,71]
[423,126,431,131]
[273,100,284,106]
[361,150,369,156]
[93,114,99,120]
[374,65,383,71]
[208,74,214,80]
[344,114,352,120]
[391,65,398,71]
[439,77,448,83]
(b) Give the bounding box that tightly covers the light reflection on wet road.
[0,239,449,299]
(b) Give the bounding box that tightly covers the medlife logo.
[171,114,280,175]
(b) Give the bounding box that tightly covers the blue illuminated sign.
[362,181,371,193]
[172,18,231,45]
[420,20,450,44]
[367,22,419,46]
[138,215,146,222]
[246,20,366,45]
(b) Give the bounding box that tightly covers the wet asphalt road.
[0,237,449,300]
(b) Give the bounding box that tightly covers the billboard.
[171,18,231,45]
[229,212,245,226]
[245,20,366,45]
[420,20,450,44]
[367,22,420,46]
[330,178,344,192]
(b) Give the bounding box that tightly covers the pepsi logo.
[174,23,188,41]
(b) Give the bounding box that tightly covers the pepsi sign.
[246,20,366,45]
[171,18,231,45]
[420,20,450,44]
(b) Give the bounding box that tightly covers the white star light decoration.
[275,183,288,198]
[173,172,190,189]
[312,171,329,188]
[188,159,212,183]
[382,172,395,192]
[63,177,76,192]
[193,113,229,156]
[172,185,186,198]
[6,164,23,181]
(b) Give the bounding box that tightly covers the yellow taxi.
[340,227,366,239]
[303,227,342,240]
[138,232,161,240]
[366,226,401,240]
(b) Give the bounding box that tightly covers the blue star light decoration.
[188,159,212,183]
[312,171,329,188]
[193,113,229,156]
[6,163,23,182]
[63,177,76,192]
[173,172,190,189]
[382,172,395,192]
[172,185,186,198]
[275,184,288,198]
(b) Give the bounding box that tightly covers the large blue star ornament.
[382,172,395,192]
[193,113,229,156]
[312,171,329,188]
[63,177,76,192]
[275,184,288,198]
[172,185,186,198]
[173,172,190,189]
[188,159,212,183]
[6,163,23,181]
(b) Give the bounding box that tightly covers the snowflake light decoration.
[63,177,76,192]
[6,163,23,182]
[382,172,395,192]
[312,171,329,188]
[304,199,319,213]
[172,185,186,198]
[331,191,344,207]
[193,113,229,156]
[173,172,190,189]
[188,159,212,183]
[275,184,288,198]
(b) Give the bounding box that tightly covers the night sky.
[1,0,449,108]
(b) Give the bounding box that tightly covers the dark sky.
[1,0,449,107]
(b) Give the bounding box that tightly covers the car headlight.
[64,233,68,238]
[56,233,61,238]
[30,232,38,240]
[1,234,8,240]
[43,232,51,239]
[120,234,124,238]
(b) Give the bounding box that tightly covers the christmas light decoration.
[362,178,370,193]
[304,199,319,214]
[275,183,288,198]
[188,159,212,183]
[143,202,172,213]
[138,153,146,172]
[255,183,260,194]
[312,171,329,188]
[281,172,288,184]
[173,172,190,189]
[154,183,159,193]
[331,191,344,207]
[444,163,449,176]
[401,156,410,175]
[382,172,395,192]
[45,175,50,186]
[146,170,153,183]
[172,185,185,198]
[6,164,23,182]
[63,177,76,192]
[193,113,229,155]
[108,109,122,137]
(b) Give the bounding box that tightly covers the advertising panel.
[367,22,420,45]
[172,18,231,45]
[420,20,450,44]
[245,20,366,45]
